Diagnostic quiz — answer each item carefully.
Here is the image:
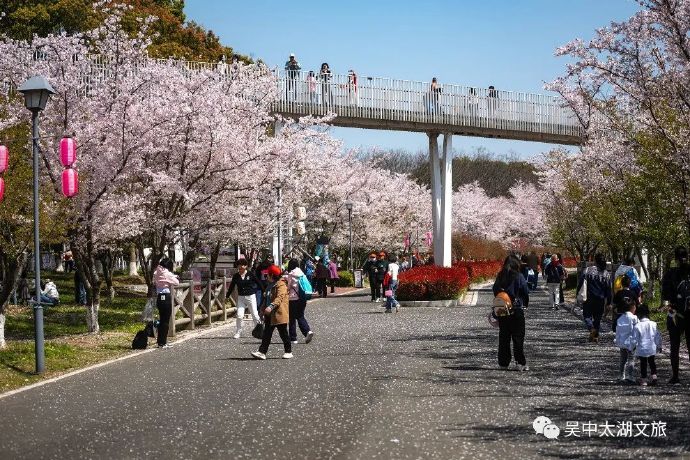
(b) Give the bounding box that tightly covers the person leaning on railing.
[284,53,301,101]
[153,257,179,348]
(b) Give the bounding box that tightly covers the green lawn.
[1,271,148,392]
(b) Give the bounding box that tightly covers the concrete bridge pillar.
[428,132,453,267]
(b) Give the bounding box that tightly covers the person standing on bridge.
[492,255,530,371]
[320,62,333,107]
[285,53,301,102]
[307,70,318,104]
[429,77,442,115]
[252,264,293,360]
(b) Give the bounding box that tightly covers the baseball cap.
[267,265,282,277]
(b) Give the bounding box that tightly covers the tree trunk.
[71,229,101,334]
[85,286,101,334]
[98,249,115,303]
[128,244,138,277]
[180,249,197,272]
[209,242,221,278]
[0,250,29,348]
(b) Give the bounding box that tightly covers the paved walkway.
[1,283,689,459]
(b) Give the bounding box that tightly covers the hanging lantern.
[0,145,8,174]
[60,137,76,167]
[0,177,4,203]
[61,168,78,197]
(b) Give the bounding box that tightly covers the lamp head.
[18,76,55,112]
[344,200,353,211]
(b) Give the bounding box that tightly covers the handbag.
[384,289,393,297]
[251,322,264,340]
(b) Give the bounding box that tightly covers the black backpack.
[676,274,690,312]
[131,329,148,349]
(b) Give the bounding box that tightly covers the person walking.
[632,304,662,386]
[492,255,530,371]
[363,252,379,302]
[286,259,314,345]
[526,251,540,289]
[614,297,638,382]
[545,254,564,310]
[612,275,637,333]
[576,253,612,342]
[661,246,690,384]
[153,257,179,348]
[227,259,262,339]
[384,254,400,313]
[328,258,339,294]
[315,256,329,297]
[252,265,293,360]
[375,252,389,302]
[284,53,301,101]
[556,253,567,304]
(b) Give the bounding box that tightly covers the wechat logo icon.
[533,416,560,439]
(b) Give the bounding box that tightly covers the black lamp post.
[18,75,55,375]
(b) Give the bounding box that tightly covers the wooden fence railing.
[168,277,237,337]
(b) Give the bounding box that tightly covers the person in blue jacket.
[492,255,530,371]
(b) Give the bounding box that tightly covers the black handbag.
[251,323,264,339]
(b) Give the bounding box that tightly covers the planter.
[398,298,462,308]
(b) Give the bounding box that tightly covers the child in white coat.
[614,298,638,382]
[632,304,662,386]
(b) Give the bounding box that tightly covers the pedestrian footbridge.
[272,70,583,146]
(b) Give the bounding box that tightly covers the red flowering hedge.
[397,260,502,301]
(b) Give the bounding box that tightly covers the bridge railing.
[272,70,582,137]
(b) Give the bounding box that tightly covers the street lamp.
[345,200,353,272]
[18,75,55,375]
[275,180,283,267]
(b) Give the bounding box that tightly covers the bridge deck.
[272,70,583,145]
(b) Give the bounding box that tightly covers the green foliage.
[334,270,353,287]
[0,0,250,63]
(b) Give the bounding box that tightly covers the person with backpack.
[492,255,530,371]
[227,259,262,339]
[614,257,641,299]
[286,258,314,344]
[576,253,612,342]
[545,254,565,310]
[632,304,662,386]
[611,275,638,333]
[153,257,179,348]
[314,256,329,297]
[252,264,293,360]
[556,253,567,304]
[661,246,690,384]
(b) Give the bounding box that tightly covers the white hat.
[314,256,320,261]
[289,53,295,57]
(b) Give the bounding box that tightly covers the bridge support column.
[428,132,452,267]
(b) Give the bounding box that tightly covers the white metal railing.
[14,52,583,140]
[272,69,583,139]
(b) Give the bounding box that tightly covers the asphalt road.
[1,284,689,460]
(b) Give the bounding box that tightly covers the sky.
[184,0,640,159]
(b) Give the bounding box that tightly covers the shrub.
[397,265,470,301]
[335,270,354,287]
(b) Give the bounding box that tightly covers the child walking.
[632,304,662,386]
[614,297,638,382]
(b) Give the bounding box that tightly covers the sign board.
[354,269,363,288]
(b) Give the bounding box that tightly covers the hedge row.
[397,260,502,301]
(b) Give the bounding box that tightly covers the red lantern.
[0,145,8,174]
[61,168,78,198]
[60,137,76,167]
[0,177,4,202]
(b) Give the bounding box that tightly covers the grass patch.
[1,272,148,393]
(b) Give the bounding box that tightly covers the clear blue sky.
[184,0,639,159]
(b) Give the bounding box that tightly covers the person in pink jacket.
[328,258,339,294]
[153,258,179,348]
